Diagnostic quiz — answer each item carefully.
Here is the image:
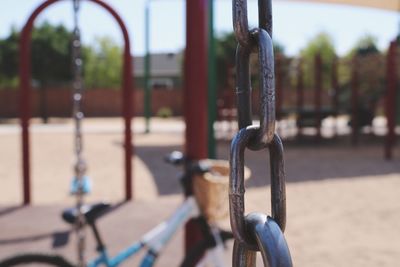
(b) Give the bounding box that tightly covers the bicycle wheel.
[180,230,233,267]
[0,253,75,267]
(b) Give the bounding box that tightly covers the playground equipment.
[69,1,90,265]
[295,53,339,140]
[18,0,134,205]
[231,0,293,265]
[183,0,210,256]
[350,49,386,145]
[385,40,399,159]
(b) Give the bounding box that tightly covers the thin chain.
[72,0,86,266]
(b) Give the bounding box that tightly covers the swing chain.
[233,0,275,150]
[72,0,87,266]
[230,130,286,249]
[230,0,293,266]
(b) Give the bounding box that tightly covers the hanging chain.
[233,0,275,150]
[72,0,87,266]
[230,0,293,266]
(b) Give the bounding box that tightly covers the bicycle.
[0,151,238,267]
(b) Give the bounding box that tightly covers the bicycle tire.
[180,231,233,267]
[0,253,75,267]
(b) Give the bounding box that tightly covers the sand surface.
[0,118,399,266]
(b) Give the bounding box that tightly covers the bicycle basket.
[193,159,251,222]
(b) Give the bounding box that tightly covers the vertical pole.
[275,54,283,120]
[207,0,216,159]
[351,56,359,146]
[296,59,304,139]
[331,56,339,137]
[20,23,32,205]
[184,0,208,259]
[315,53,322,141]
[144,1,151,133]
[385,41,397,160]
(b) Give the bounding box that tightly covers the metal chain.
[72,0,87,266]
[233,0,275,150]
[230,0,293,266]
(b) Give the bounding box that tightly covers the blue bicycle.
[0,152,234,267]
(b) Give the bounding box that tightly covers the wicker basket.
[193,159,251,222]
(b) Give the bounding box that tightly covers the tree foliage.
[0,22,74,87]
[351,34,379,56]
[83,36,122,88]
[31,22,74,85]
[0,27,20,87]
[0,22,122,89]
[349,34,384,113]
[300,32,336,91]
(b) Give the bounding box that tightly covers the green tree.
[350,34,379,56]
[0,27,20,87]
[346,34,384,120]
[31,22,73,85]
[83,36,122,88]
[0,22,123,89]
[0,22,73,88]
[300,32,336,90]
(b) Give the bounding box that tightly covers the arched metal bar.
[19,0,134,204]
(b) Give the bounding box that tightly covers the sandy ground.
[0,117,400,266]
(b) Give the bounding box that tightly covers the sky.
[0,0,398,56]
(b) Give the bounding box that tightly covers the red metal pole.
[296,59,304,139]
[331,56,339,113]
[331,56,339,137]
[315,54,322,141]
[20,17,34,205]
[184,0,208,258]
[385,41,397,160]
[351,56,359,146]
[19,0,133,204]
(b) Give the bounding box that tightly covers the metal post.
[20,21,32,205]
[184,0,208,258]
[385,41,397,160]
[144,1,151,133]
[207,0,216,159]
[351,56,359,146]
[315,53,322,141]
[331,56,339,137]
[296,59,304,139]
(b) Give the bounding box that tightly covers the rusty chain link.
[230,0,293,266]
[229,130,286,248]
[232,213,292,267]
[233,0,275,150]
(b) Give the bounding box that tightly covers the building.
[134,52,182,90]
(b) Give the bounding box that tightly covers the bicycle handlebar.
[164,151,211,175]
[164,151,186,166]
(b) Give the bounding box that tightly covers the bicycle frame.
[87,197,200,267]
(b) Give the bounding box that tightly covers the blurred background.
[0,0,399,266]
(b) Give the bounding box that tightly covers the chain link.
[71,1,87,266]
[230,0,293,265]
[232,0,272,48]
[232,213,292,267]
[233,0,275,149]
[229,129,286,250]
